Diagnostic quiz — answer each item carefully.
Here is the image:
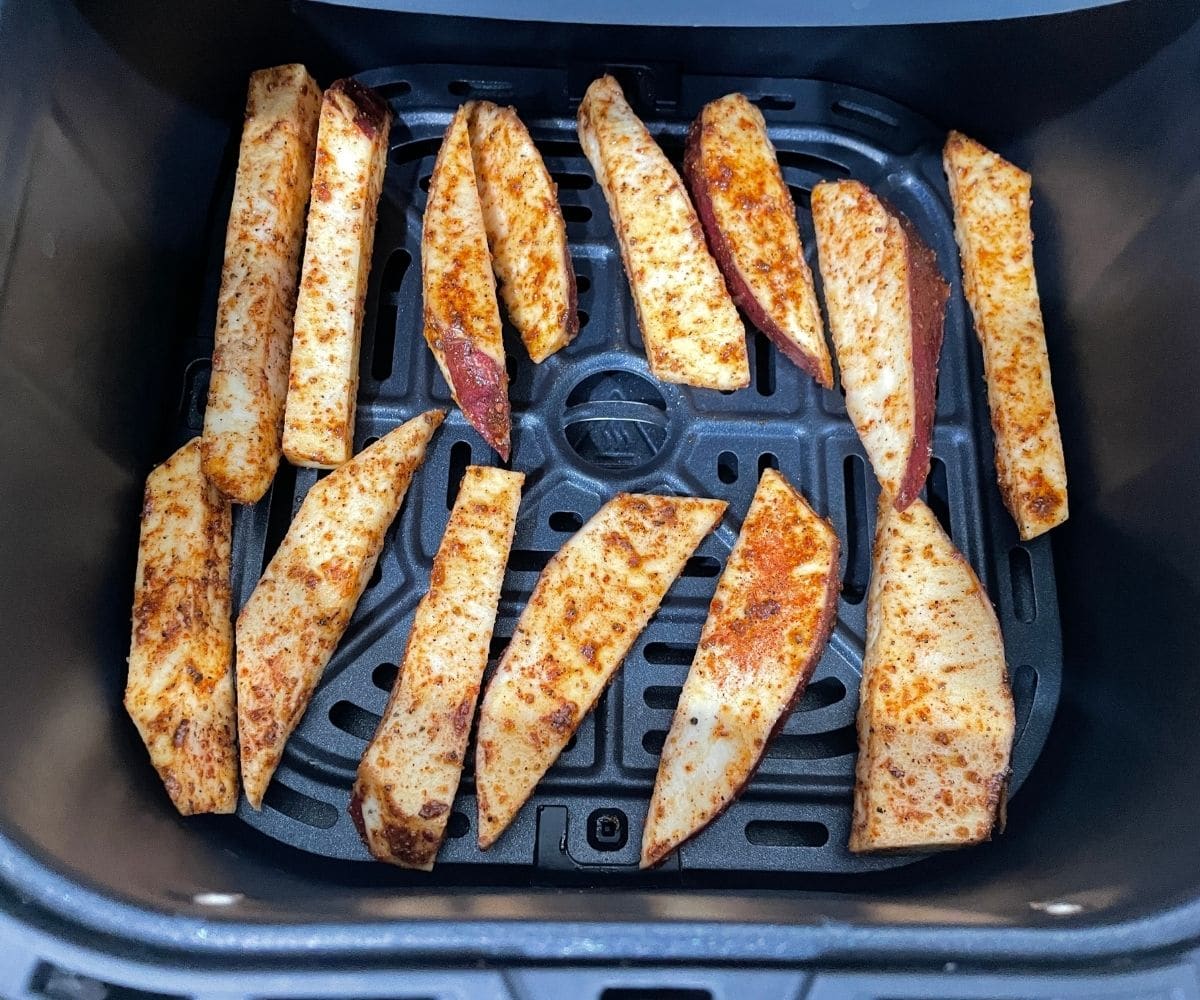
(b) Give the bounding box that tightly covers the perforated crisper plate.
[176,63,1061,876]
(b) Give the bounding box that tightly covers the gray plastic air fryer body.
[3,0,1200,992]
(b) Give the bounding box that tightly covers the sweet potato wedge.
[641,469,839,868]
[467,101,578,363]
[850,496,1015,853]
[282,78,392,469]
[811,180,948,509]
[422,105,511,460]
[578,75,749,390]
[684,93,832,388]
[943,131,1068,540]
[475,492,727,849]
[125,438,237,815]
[202,65,322,504]
[351,465,523,869]
[237,410,444,808]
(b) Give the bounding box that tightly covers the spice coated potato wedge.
[282,78,392,469]
[422,105,511,460]
[684,93,833,389]
[641,470,840,868]
[475,492,727,849]
[351,465,523,869]
[578,75,750,390]
[467,101,578,363]
[811,180,948,509]
[202,65,322,504]
[850,496,1015,853]
[237,410,444,808]
[943,131,1068,540]
[125,438,237,815]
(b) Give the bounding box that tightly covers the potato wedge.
[475,492,727,849]
[201,65,322,504]
[578,75,749,390]
[238,410,444,808]
[812,180,948,509]
[125,438,236,815]
[351,465,523,869]
[282,78,392,469]
[850,496,1015,853]
[943,131,1068,540]
[640,470,839,867]
[467,101,578,363]
[422,105,511,460]
[684,93,832,388]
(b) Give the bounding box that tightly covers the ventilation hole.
[683,555,721,578]
[577,309,590,329]
[831,98,899,129]
[642,730,667,755]
[262,461,298,572]
[587,808,628,851]
[537,139,587,159]
[549,510,584,533]
[28,963,188,1000]
[563,732,578,753]
[510,549,554,572]
[363,435,380,448]
[389,136,442,165]
[377,80,411,98]
[788,184,811,211]
[448,78,513,98]
[366,559,383,589]
[372,248,410,381]
[796,676,847,711]
[446,441,472,509]
[754,330,776,397]
[1010,546,1036,623]
[418,174,432,192]
[719,388,736,396]
[600,991,711,1000]
[1013,664,1038,741]
[262,782,339,829]
[745,820,829,847]
[447,812,470,838]
[562,204,593,224]
[372,662,399,691]
[842,454,869,604]
[776,149,851,176]
[329,700,381,742]
[644,642,695,665]
[448,80,472,96]
[749,93,796,111]
[552,171,594,190]
[758,452,779,476]
[489,634,511,661]
[643,685,681,710]
[717,450,739,484]
[926,457,952,538]
[575,274,591,294]
[767,725,857,759]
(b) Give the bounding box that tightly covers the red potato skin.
[683,116,833,390]
[892,208,948,510]
[641,535,840,868]
[439,331,511,461]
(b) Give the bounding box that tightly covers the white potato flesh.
[126,438,236,815]
[237,410,444,808]
[201,64,322,504]
[475,492,727,849]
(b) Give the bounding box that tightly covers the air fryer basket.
[169,63,1061,874]
[4,0,1200,981]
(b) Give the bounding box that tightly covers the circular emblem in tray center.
[563,369,670,470]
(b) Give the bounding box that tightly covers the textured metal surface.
[176,63,1061,875]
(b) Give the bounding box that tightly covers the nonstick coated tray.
[176,62,1061,877]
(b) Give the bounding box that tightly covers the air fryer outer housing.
[3,0,1200,994]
